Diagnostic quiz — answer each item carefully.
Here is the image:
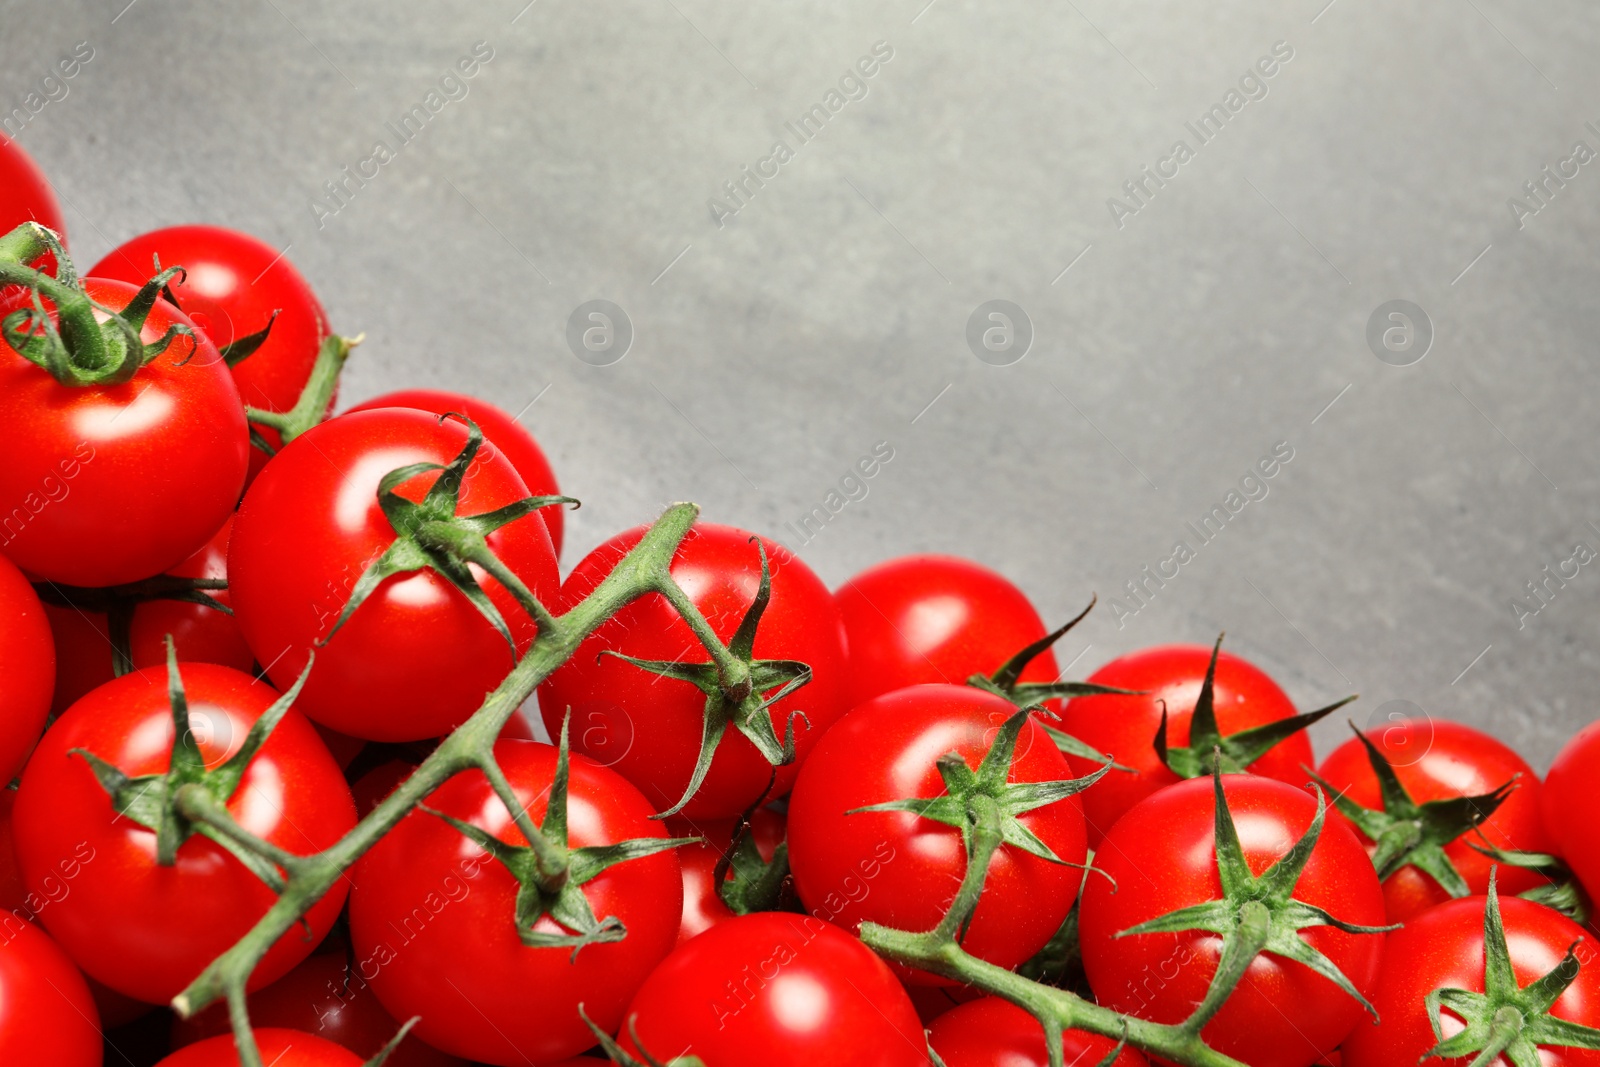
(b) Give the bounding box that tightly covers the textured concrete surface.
[5,0,1598,768]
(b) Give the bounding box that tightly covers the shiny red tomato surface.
[12,664,355,1002]
[229,408,558,741]
[834,554,1059,709]
[1057,644,1312,843]
[348,389,565,556]
[0,278,248,587]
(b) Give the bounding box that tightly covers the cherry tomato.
[1544,721,1600,906]
[540,523,849,819]
[347,390,565,557]
[89,226,330,480]
[229,408,559,741]
[156,1029,363,1067]
[1343,893,1600,1066]
[619,911,928,1067]
[12,664,355,1002]
[0,551,52,781]
[1079,775,1387,1067]
[0,916,101,1065]
[171,953,466,1067]
[787,684,1087,983]
[349,739,682,1065]
[666,807,785,945]
[0,278,248,587]
[927,996,1149,1067]
[1056,644,1313,844]
[43,516,252,715]
[1317,718,1555,922]
[0,134,64,279]
[834,555,1058,709]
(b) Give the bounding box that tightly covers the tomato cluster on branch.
[3,131,1600,1067]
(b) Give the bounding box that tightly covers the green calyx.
[244,331,358,454]
[1469,840,1593,925]
[71,640,313,890]
[34,575,230,678]
[852,705,1113,941]
[713,803,792,916]
[1306,720,1517,898]
[422,715,697,959]
[580,1007,707,1066]
[607,537,813,819]
[0,222,196,387]
[965,595,1141,769]
[324,414,575,654]
[1155,634,1355,780]
[1422,869,1600,1066]
[1117,766,1398,1034]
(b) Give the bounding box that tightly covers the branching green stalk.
[172,501,712,1066]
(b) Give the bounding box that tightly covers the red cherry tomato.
[0,278,248,587]
[540,523,849,819]
[0,551,52,781]
[0,917,101,1065]
[1056,644,1313,843]
[43,516,252,715]
[927,996,1149,1067]
[349,739,682,1065]
[1343,893,1600,1066]
[0,134,64,278]
[12,664,355,1002]
[666,808,786,945]
[89,226,331,480]
[787,684,1086,983]
[156,1029,363,1067]
[618,911,928,1067]
[171,952,466,1067]
[350,758,419,817]
[347,390,565,557]
[834,555,1058,709]
[1543,721,1600,907]
[1079,775,1387,1067]
[229,408,559,741]
[1317,718,1555,922]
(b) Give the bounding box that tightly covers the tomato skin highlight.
[171,952,467,1067]
[927,996,1149,1067]
[0,915,102,1065]
[11,664,355,1002]
[347,389,564,557]
[0,550,53,782]
[1542,720,1600,907]
[619,911,928,1067]
[540,523,849,819]
[1057,643,1313,844]
[229,408,558,741]
[1343,894,1600,1067]
[0,278,249,587]
[89,226,331,482]
[349,739,682,1066]
[834,554,1058,709]
[1316,718,1556,922]
[156,1029,364,1066]
[1078,775,1387,1067]
[787,684,1087,984]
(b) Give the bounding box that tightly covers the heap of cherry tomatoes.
[3,134,1600,1067]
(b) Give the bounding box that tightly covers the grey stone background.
[5,0,1596,768]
